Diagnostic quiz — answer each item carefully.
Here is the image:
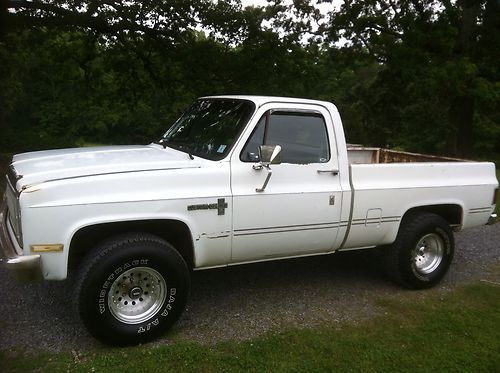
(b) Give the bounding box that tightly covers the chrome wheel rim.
[412,233,444,275]
[108,267,167,324]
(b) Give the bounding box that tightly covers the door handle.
[317,169,339,175]
[252,164,263,171]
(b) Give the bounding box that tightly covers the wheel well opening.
[403,204,463,227]
[69,220,194,270]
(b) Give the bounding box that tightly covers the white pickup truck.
[1,96,498,345]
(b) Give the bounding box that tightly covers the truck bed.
[342,147,496,251]
[347,146,465,164]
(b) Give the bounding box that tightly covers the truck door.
[230,103,343,262]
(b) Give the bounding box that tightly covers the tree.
[3,0,208,40]
[325,0,499,157]
[0,0,497,160]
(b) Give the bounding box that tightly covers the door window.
[241,110,330,164]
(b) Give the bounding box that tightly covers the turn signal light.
[31,244,64,253]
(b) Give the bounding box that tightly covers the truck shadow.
[175,249,398,343]
[191,248,387,296]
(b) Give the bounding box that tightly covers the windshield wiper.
[154,138,168,149]
[162,140,195,160]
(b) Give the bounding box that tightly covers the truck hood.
[11,144,203,190]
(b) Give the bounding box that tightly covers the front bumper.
[0,200,42,282]
[487,213,497,225]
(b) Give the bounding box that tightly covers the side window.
[241,115,266,162]
[241,110,330,164]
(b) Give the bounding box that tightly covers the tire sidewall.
[79,240,189,344]
[400,216,454,288]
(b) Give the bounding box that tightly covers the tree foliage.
[0,0,498,160]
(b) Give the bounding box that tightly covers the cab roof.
[200,95,338,111]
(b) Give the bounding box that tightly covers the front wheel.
[75,233,190,345]
[385,212,454,289]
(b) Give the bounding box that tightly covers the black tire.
[75,233,190,345]
[385,212,454,289]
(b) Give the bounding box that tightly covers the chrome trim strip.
[5,180,22,245]
[7,163,20,191]
[5,214,22,256]
[469,207,493,214]
[233,214,400,237]
[351,216,401,223]
[234,221,340,233]
[339,166,356,249]
[234,224,340,237]
[351,218,401,226]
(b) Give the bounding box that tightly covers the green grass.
[1,282,499,372]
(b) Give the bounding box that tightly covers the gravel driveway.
[0,224,498,353]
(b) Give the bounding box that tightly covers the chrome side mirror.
[259,145,282,166]
[253,145,282,192]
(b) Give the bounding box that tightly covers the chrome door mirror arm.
[253,145,282,192]
[255,165,272,192]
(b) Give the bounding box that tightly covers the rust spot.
[199,231,230,240]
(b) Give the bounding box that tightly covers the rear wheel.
[75,233,190,345]
[385,212,454,289]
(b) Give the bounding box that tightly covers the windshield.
[159,98,255,160]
